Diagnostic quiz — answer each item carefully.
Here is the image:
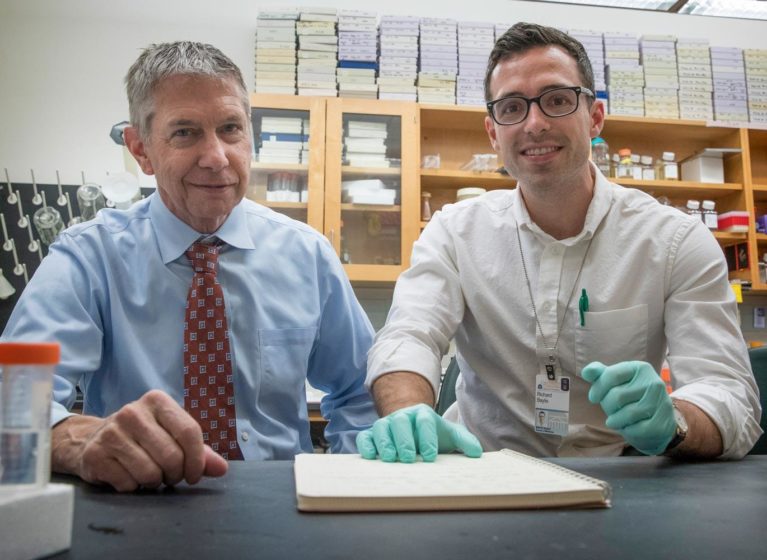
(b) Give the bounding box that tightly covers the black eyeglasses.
[486,86,595,126]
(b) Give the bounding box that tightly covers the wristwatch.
[664,402,689,453]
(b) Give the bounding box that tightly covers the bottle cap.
[640,155,653,165]
[663,151,676,161]
[612,154,620,162]
[591,137,605,145]
[686,200,701,209]
[0,342,60,365]
[422,191,431,198]
[618,148,631,157]
[630,154,640,163]
[702,200,715,210]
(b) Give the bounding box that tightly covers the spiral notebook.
[294,449,612,512]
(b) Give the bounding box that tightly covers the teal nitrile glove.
[580,361,676,456]
[355,404,483,463]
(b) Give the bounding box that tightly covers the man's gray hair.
[125,41,249,139]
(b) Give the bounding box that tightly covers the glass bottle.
[640,155,655,180]
[617,148,633,179]
[701,200,718,230]
[76,183,106,221]
[590,137,611,177]
[610,153,620,178]
[421,191,433,222]
[685,199,702,221]
[33,206,64,246]
[658,152,679,180]
[630,154,642,180]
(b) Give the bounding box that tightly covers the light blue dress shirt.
[2,194,378,458]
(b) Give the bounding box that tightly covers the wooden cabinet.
[251,93,767,290]
[249,94,419,282]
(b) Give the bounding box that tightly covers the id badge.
[534,374,570,436]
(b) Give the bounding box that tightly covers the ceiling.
[527,0,767,20]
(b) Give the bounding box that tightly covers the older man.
[3,42,377,491]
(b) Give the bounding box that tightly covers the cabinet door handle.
[329,229,334,246]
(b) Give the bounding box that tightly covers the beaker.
[76,183,106,221]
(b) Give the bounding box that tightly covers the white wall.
[1,0,766,186]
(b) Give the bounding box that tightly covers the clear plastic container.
[590,137,611,177]
[0,342,60,490]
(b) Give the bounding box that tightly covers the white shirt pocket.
[574,304,648,374]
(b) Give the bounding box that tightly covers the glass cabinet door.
[248,94,325,232]
[325,99,419,282]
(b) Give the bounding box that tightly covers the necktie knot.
[186,242,220,275]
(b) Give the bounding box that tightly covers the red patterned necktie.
[183,241,243,460]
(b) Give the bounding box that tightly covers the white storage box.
[680,148,741,184]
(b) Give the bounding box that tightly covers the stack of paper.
[604,32,644,116]
[677,37,714,121]
[418,18,457,104]
[570,29,607,100]
[297,7,338,97]
[641,35,679,119]
[378,15,419,101]
[745,49,767,125]
[344,120,390,168]
[456,21,494,106]
[711,47,749,123]
[337,10,378,99]
[254,9,298,94]
[342,178,397,205]
[257,116,305,164]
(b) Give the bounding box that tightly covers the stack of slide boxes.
[337,10,378,99]
[254,10,298,94]
[378,15,419,101]
[296,8,338,97]
[604,32,644,116]
[641,35,679,119]
[677,38,714,121]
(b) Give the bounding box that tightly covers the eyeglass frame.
[486,86,596,126]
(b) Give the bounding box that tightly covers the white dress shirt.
[368,166,762,459]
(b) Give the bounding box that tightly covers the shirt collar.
[511,161,614,244]
[150,193,255,264]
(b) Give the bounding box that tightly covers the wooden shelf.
[341,166,402,176]
[420,169,516,189]
[619,179,742,199]
[340,203,400,212]
[256,201,307,210]
[251,162,308,173]
[715,231,748,244]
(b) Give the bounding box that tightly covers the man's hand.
[355,404,483,462]
[51,390,228,492]
[581,361,676,456]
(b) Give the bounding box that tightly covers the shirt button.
[550,245,563,255]
[241,431,249,441]
[542,302,551,312]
